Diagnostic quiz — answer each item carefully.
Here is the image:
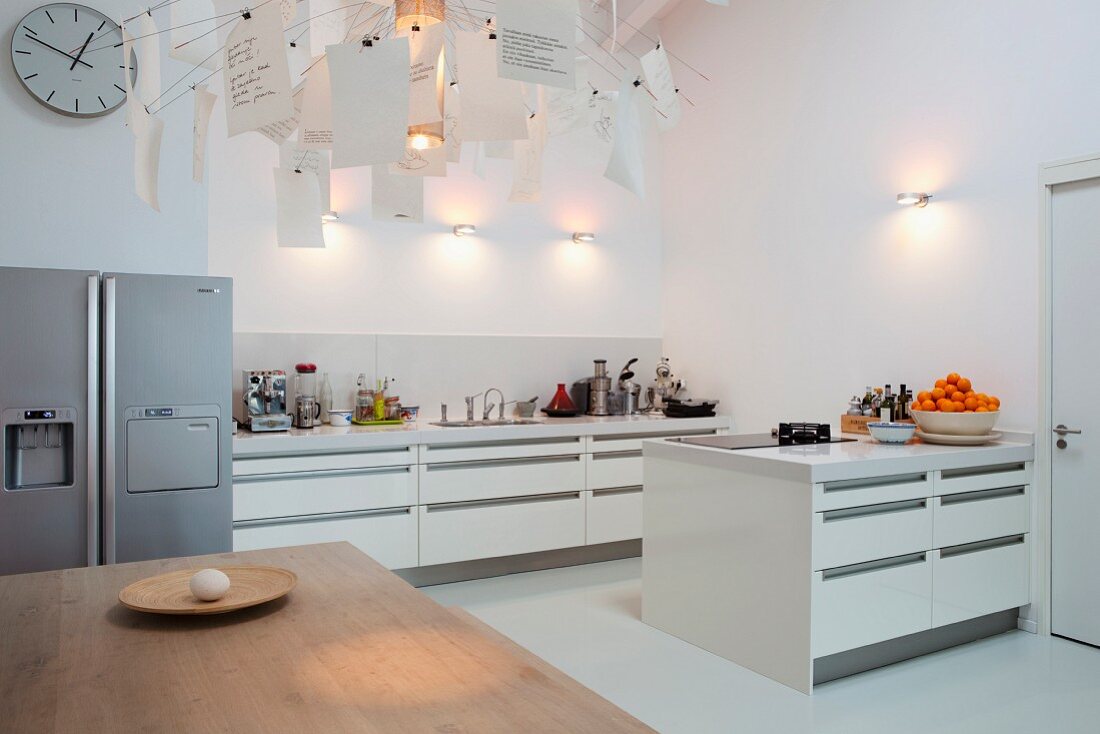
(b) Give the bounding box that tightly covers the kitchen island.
[0,542,653,733]
[641,432,1035,694]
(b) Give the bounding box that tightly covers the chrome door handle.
[1053,425,1082,436]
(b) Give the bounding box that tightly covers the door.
[1050,177,1100,646]
[0,267,97,574]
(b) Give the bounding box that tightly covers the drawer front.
[933,485,1029,549]
[586,429,720,454]
[419,492,586,566]
[812,552,932,658]
[233,466,417,522]
[585,451,643,490]
[419,454,584,504]
[233,445,417,477]
[932,534,1030,627]
[813,472,932,512]
[935,462,1031,497]
[585,487,643,545]
[812,499,932,570]
[233,507,418,569]
[418,436,584,464]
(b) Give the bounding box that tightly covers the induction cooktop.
[679,422,857,451]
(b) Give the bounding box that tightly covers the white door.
[1050,176,1100,646]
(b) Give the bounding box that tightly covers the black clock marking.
[73,7,77,22]
[75,98,78,112]
[23,25,38,35]
[97,20,105,31]
[114,83,125,92]
[45,10,55,23]
[15,50,31,55]
[23,73,38,80]
[47,90,56,102]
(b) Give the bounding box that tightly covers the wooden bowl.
[119,565,297,615]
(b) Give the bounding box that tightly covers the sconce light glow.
[453,223,477,237]
[321,211,339,223]
[572,231,596,243]
[897,192,932,208]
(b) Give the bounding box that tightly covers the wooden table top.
[0,542,653,733]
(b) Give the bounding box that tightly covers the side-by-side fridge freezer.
[0,267,232,576]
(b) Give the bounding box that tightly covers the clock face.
[10,3,132,118]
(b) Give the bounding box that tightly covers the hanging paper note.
[223,2,295,138]
[641,42,681,132]
[454,32,528,141]
[604,77,646,198]
[256,83,306,145]
[134,12,161,110]
[472,142,487,180]
[169,1,219,70]
[496,0,577,90]
[280,143,332,212]
[192,85,218,183]
[273,168,325,247]
[390,144,446,177]
[705,0,730,5]
[309,0,350,52]
[510,110,547,202]
[485,140,513,160]
[299,56,333,149]
[372,165,423,222]
[400,23,445,125]
[327,39,410,168]
[134,115,164,211]
[444,83,462,163]
[121,26,147,137]
[281,0,297,27]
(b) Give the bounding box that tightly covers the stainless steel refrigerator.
[0,267,232,575]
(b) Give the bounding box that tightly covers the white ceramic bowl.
[328,410,352,427]
[867,422,917,444]
[910,409,999,436]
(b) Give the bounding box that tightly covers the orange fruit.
[988,396,1001,408]
[921,399,937,411]
[936,398,950,410]
[932,387,946,401]
[935,379,947,389]
[976,406,989,412]
[952,401,966,412]
[941,401,956,412]
[917,391,932,403]
[976,393,988,402]
[964,397,979,411]
[950,390,966,403]
[946,373,961,385]
[957,377,972,392]
[965,390,976,399]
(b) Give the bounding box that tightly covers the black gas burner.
[677,422,857,452]
[775,422,834,445]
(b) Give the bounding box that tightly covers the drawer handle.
[234,466,413,483]
[235,445,414,463]
[591,450,643,461]
[426,491,582,512]
[939,486,1025,506]
[592,429,717,442]
[425,455,582,471]
[939,534,1025,559]
[425,437,583,452]
[821,552,927,581]
[822,473,927,493]
[940,463,1026,480]
[592,485,643,497]
[234,506,412,528]
[822,498,927,522]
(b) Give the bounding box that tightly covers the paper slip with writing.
[134,12,160,109]
[169,0,220,70]
[280,143,332,212]
[135,115,164,211]
[444,83,462,162]
[496,0,576,90]
[372,165,423,222]
[299,55,333,149]
[121,26,147,137]
[274,168,325,247]
[328,39,410,168]
[281,0,297,27]
[510,109,548,202]
[192,85,218,183]
[223,2,295,138]
[390,144,447,177]
[604,76,647,198]
[401,23,445,125]
[256,83,306,144]
[454,32,528,141]
[640,42,681,132]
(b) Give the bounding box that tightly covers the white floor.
[423,558,1100,734]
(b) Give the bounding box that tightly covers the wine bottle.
[881,384,895,422]
[897,383,908,421]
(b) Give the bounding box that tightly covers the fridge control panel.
[4,407,76,424]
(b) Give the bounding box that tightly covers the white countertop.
[644,431,1035,483]
[233,414,731,456]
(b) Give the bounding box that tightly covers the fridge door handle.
[87,274,100,567]
[103,275,116,564]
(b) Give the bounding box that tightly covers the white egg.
[189,568,231,602]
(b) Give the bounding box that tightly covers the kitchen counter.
[0,542,653,733]
[233,414,731,456]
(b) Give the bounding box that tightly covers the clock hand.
[70,31,95,71]
[24,34,93,69]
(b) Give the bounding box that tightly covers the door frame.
[1037,152,1100,636]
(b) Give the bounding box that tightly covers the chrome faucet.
[464,392,483,421]
[483,388,505,420]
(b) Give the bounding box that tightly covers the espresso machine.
[242,370,292,432]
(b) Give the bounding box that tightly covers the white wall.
[0,1,207,275]
[659,0,1100,432]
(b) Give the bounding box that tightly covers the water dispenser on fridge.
[3,408,75,490]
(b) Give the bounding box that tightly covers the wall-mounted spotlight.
[572,231,596,243]
[896,192,932,208]
[321,210,339,223]
[453,223,477,237]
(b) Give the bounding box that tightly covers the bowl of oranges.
[910,373,1001,436]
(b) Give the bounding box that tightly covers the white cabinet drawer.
[418,436,584,464]
[419,454,584,504]
[585,487,643,545]
[935,462,1031,496]
[586,429,720,453]
[813,472,932,512]
[233,466,416,522]
[233,446,417,477]
[419,491,586,566]
[585,451,643,490]
[933,486,1029,549]
[233,506,418,569]
[812,552,932,658]
[932,534,1029,627]
[812,499,932,570]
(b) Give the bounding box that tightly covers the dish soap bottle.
[319,373,333,423]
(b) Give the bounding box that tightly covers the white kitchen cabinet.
[419,491,586,566]
[812,498,933,571]
[233,445,417,477]
[932,485,1029,549]
[419,453,584,504]
[813,472,932,512]
[585,451,644,490]
[585,486,643,545]
[234,466,417,521]
[932,534,1030,627]
[935,462,1030,496]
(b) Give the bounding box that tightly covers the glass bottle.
[881,385,895,422]
[861,386,873,415]
[319,372,333,423]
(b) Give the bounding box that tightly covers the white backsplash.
[233,332,663,423]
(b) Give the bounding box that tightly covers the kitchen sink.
[430,419,543,428]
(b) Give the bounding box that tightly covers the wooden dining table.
[0,542,653,733]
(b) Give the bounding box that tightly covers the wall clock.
[10,3,132,118]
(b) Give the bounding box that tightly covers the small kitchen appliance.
[618,358,641,415]
[242,370,292,432]
[587,360,612,416]
[645,357,683,415]
[293,364,321,429]
[678,422,857,451]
